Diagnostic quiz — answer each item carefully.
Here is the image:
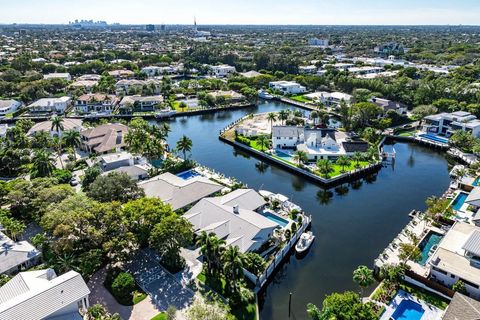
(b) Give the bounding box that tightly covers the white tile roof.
[0,269,90,320]
[0,232,40,274]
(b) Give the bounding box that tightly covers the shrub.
[111,272,136,305]
[235,135,251,146]
[52,169,72,184]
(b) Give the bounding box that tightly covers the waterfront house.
[97,152,150,181]
[184,189,279,253]
[0,99,21,118]
[422,111,480,138]
[115,79,161,95]
[304,91,352,106]
[75,93,119,115]
[208,90,245,103]
[138,172,223,211]
[210,64,236,78]
[26,97,71,114]
[369,97,408,115]
[428,222,480,299]
[0,231,41,276]
[43,72,71,81]
[119,95,164,113]
[272,126,369,161]
[268,81,306,95]
[80,123,129,154]
[0,268,90,320]
[27,118,83,137]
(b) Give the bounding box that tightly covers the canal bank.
[156,100,452,320]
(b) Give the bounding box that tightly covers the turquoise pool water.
[419,133,449,144]
[274,150,294,162]
[391,299,425,320]
[176,170,200,180]
[451,192,469,211]
[261,212,289,228]
[418,232,443,266]
[473,177,480,186]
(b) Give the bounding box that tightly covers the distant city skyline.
[1,0,479,25]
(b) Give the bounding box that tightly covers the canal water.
[161,100,451,320]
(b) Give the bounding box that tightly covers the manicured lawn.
[399,283,449,310]
[132,291,147,304]
[397,130,415,137]
[173,101,189,112]
[231,302,257,320]
[318,161,370,178]
[290,95,310,103]
[197,272,227,297]
[150,312,167,320]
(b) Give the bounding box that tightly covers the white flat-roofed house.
[119,95,164,113]
[0,268,90,320]
[0,100,21,118]
[428,222,480,299]
[347,66,384,75]
[98,151,134,171]
[26,97,71,114]
[138,172,223,211]
[422,111,480,137]
[0,231,41,276]
[184,189,279,253]
[268,81,306,95]
[75,93,119,115]
[43,72,71,81]
[210,64,236,78]
[299,65,318,74]
[304,91,352,107]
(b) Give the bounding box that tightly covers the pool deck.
[380,290,444,320]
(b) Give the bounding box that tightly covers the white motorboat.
[258,89,274,100]
[295,231,315,254]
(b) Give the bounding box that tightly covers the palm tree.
[176,135,192,161]
[336,155,351,173]
[196,231,214,275]
[266,112,277,132]
[293,150,308,166]
[353,265,375,296]
[50,116,64,136]
[353,152,363,168]
[310,110,319,126]
[278,109,289,125]
[307,303,333,320]
[316,159,333,178]
[62,130,81,161]
[256,135,270,151]
[54,253,78,274]
[453,167,467,182]
[31,149,55,177]
[222,246,244,294]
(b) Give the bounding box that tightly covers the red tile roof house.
[80,123,129,154]
[75,93,119,115]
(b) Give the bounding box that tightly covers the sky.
[1,0,479,25]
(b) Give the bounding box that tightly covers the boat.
[259,190,274,198]
[155,110,177,119]
[295,231,315,254]
[258,89,274,100]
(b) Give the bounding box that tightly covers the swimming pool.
[473,177,480,186]
[261,212,289,228]
[419,133,449,144]
[391,300,425,320]
[451,192,469,211]
[274,150,294,162]
[418,231,443,265]
[176,170,200,180]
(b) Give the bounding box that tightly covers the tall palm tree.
[62,130,81,161]
[256,135,270,151]
[353,152,363,168]
[352,265,375,296]
[50,116,64,137]
[176,135,193,161]
[266,112,277,132]
[293,150,308,166]
[196,231,214,275]
[222,246,244,294]
[278,109,289,125]
[336,156,351,173]
[210,235,226,276]
[310,110,319,126]
[316,159,333,178]
[31,149,55,177]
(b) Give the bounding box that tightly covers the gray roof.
[0,269,90,320]
[110,165,149,180]
[0,232,41,274]
[272,126,303,139]
[217,189,266,211]
[462,230,480,257]
[443,292,480,320]
[465,187,480,207]
[138,173,223,211]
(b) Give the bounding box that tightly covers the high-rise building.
[146,24,155,32]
